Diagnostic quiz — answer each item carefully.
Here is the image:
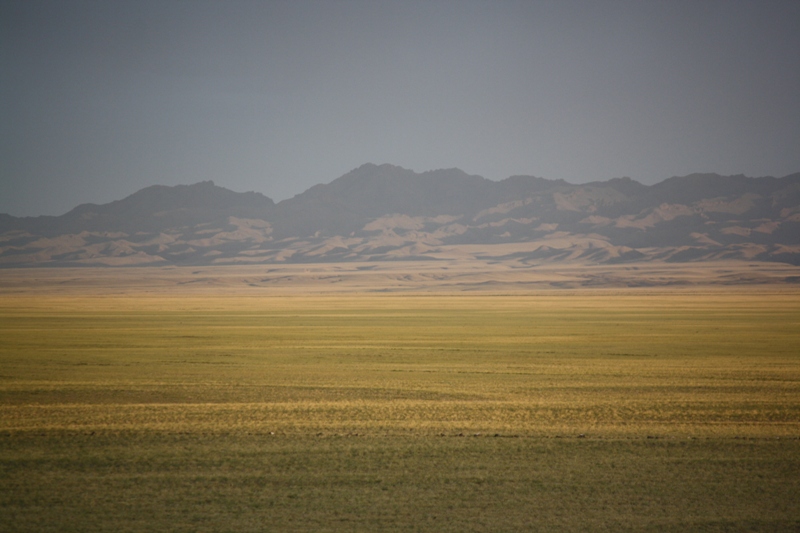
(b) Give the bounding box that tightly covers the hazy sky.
[2,0,799,216]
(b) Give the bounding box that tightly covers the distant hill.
[1,164,798,267]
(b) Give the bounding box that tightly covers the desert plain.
[1,260,799,531]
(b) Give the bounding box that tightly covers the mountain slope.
[1,166,798,267]
[270,164,491,239]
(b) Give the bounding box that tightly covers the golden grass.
[2,290,799,438]
[2,286,799,531]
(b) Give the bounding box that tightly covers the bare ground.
[1,259,799,296]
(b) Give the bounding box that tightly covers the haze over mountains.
[2,164,799,267]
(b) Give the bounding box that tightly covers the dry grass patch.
[1,289,799,530]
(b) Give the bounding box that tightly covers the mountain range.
[2,164,799,267]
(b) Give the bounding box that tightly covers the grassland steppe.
[1,264,799,531]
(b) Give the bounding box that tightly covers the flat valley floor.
[1,262,799,531]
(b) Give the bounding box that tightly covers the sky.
[2,1,799,216]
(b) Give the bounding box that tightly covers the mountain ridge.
[2,165,799,267]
